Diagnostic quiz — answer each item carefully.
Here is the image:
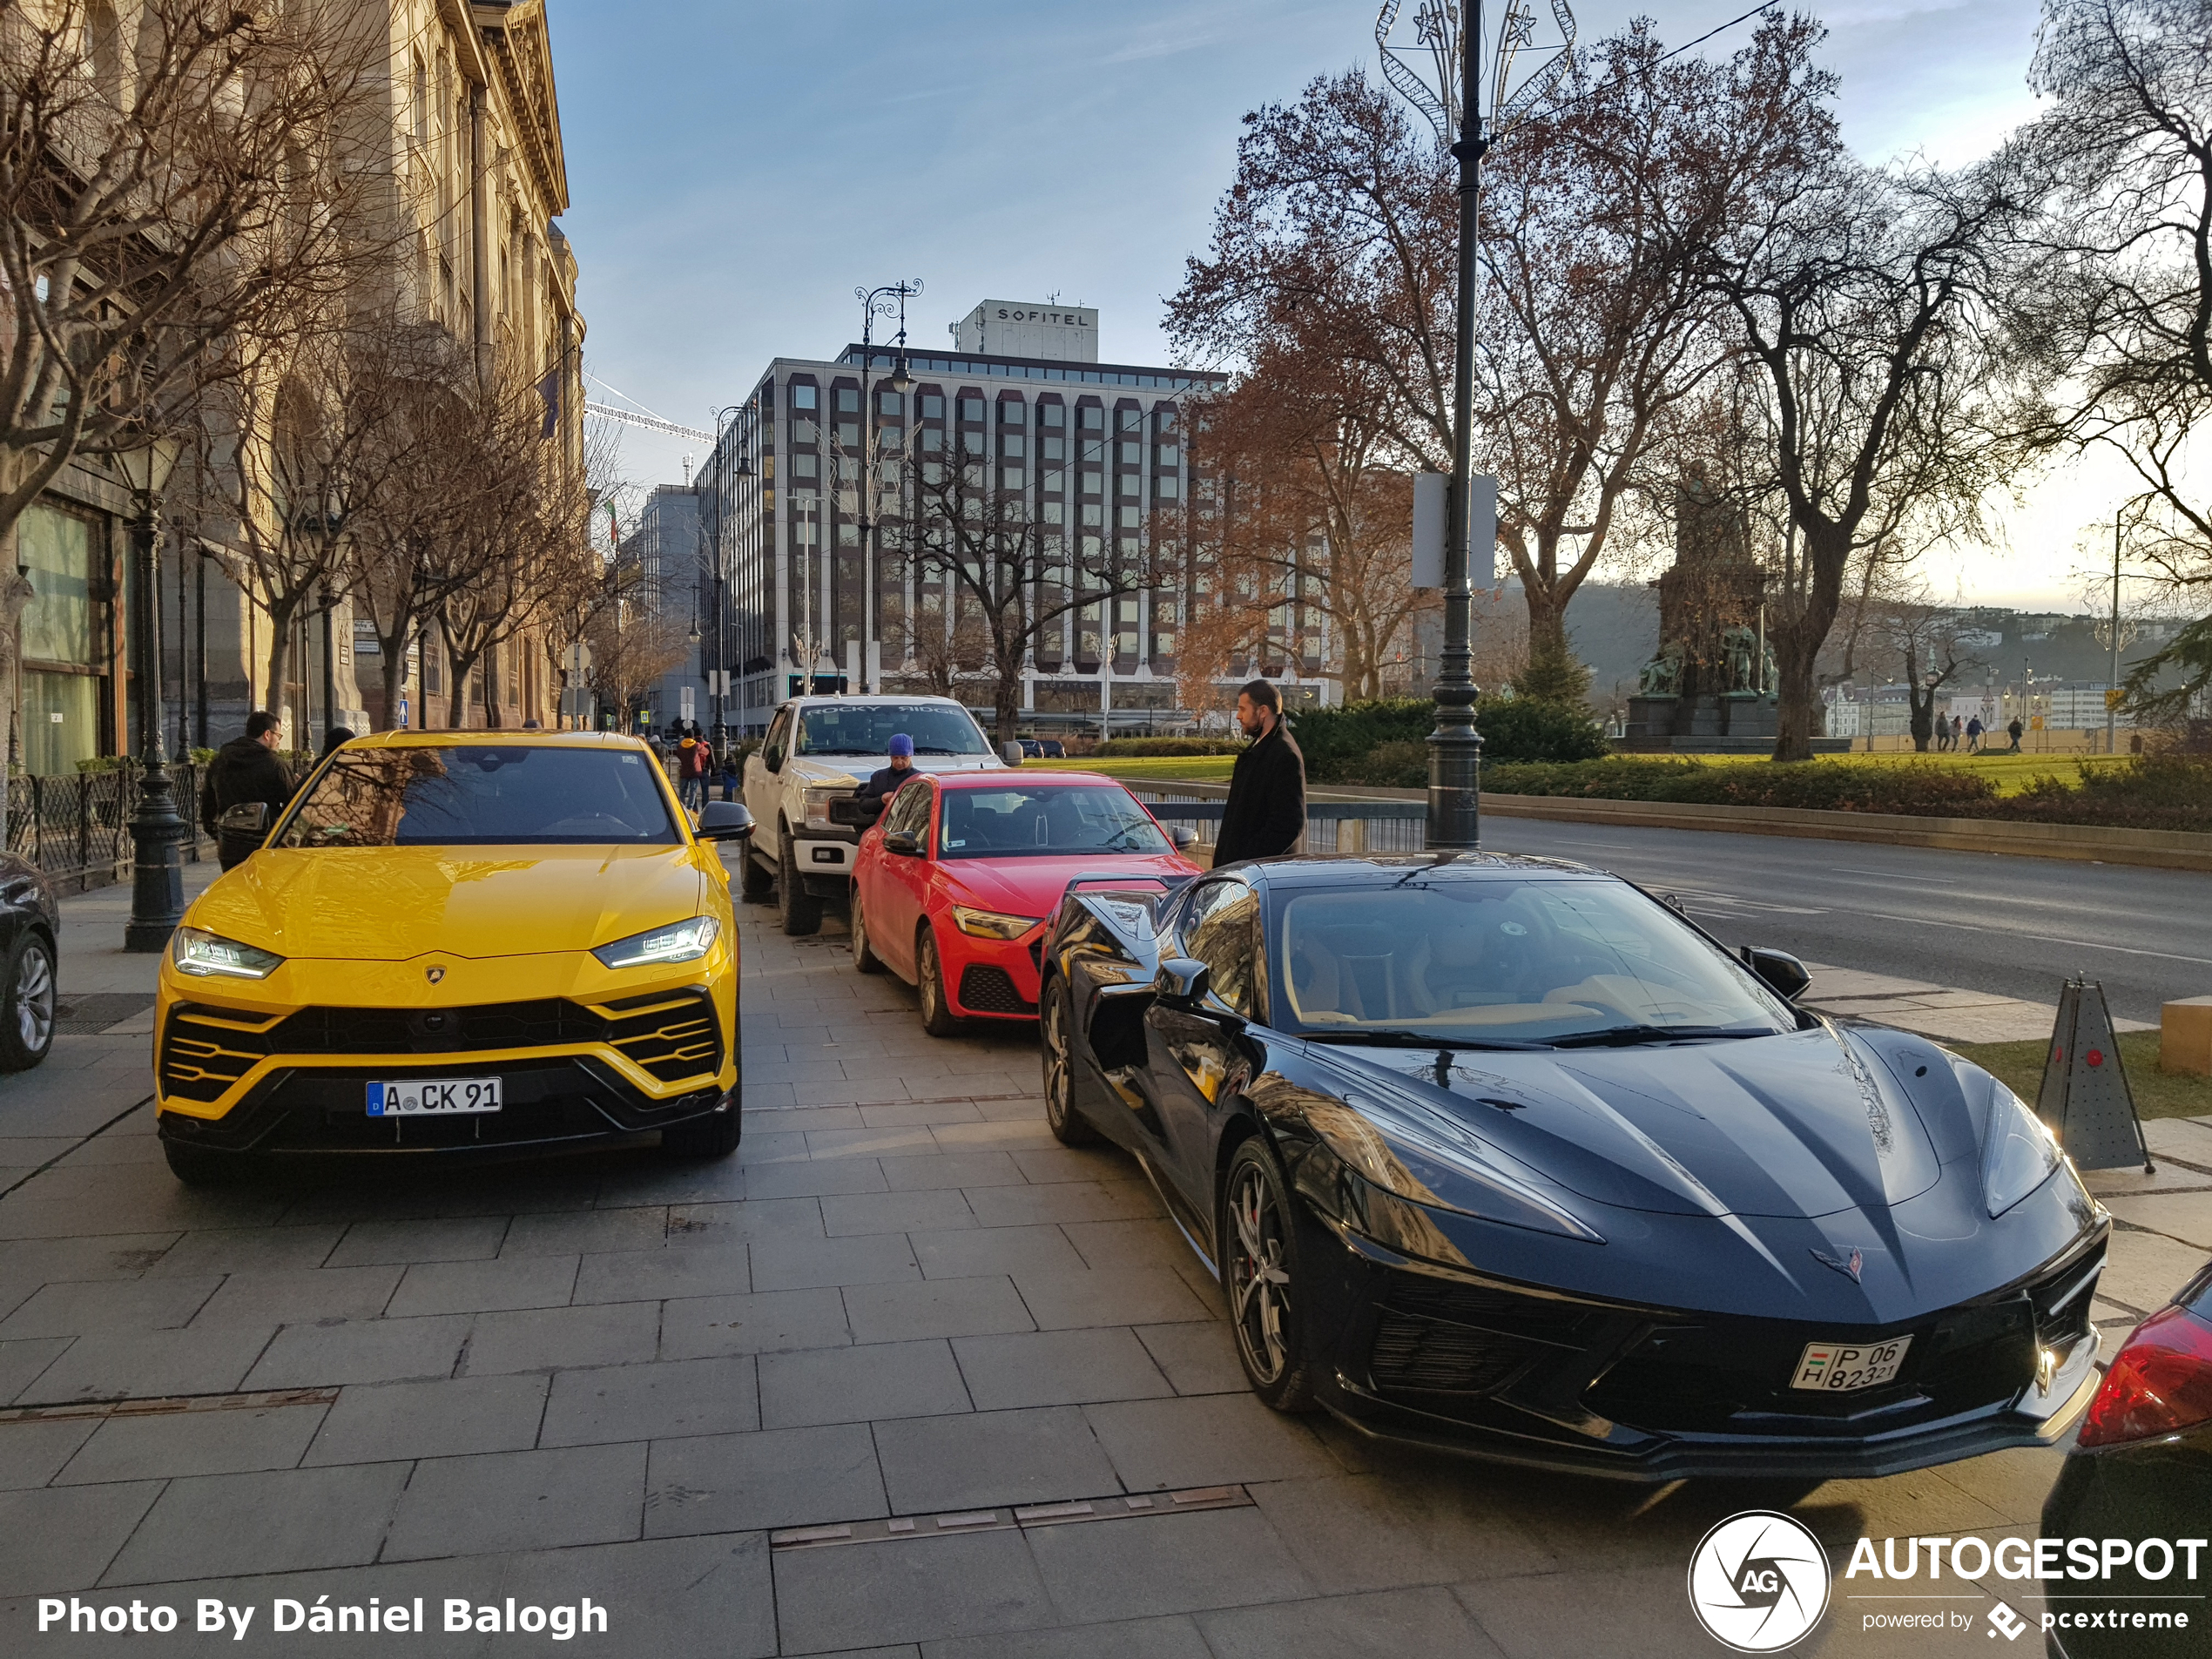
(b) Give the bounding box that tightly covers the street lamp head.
[115,432,185,502]
[889,361,914,397]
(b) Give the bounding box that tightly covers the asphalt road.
[1463,813,2212,1026]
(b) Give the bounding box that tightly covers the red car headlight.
[950,905,1041,941]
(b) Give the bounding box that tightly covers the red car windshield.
[936,785,1170,860]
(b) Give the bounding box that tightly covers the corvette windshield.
[1276,879,1792,1045]
[937,785,1170,860]
[797,703,989,757]
[274,746,680,847]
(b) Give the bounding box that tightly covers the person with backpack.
[676,725,713,812]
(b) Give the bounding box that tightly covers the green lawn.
[1951,1029,2212,1123]
[1075,755,1238,783]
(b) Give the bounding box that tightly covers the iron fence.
[1128,788,1429,855]
[5,765,208,894]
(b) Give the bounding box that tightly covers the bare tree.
[904,445,1166,741]
[0,0,385,790]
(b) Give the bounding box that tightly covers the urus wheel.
[1042,974,1098,1145]
[852,894,884,974]
[1224,1139,1316,1412]
[916,927,961,1038]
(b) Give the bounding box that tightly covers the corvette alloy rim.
[17,947,51,1049]
[1043,988,1069,1123]
[1229,1162,1291,1385]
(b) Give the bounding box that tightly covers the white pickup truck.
[740,695,1010,934]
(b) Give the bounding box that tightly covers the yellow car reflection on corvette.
[155,732,752,1185]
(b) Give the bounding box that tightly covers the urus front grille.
[958,965,1035,1015]
[160,989,724,1101]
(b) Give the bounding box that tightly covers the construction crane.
[584,401,715,446]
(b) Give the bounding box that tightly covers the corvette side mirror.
[696,801,755,841]
[884,830,921,857]
[1153,957,1211,1004]
[1741,946,1811,1001]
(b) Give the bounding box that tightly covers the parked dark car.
[1016,738,1045,759]
[0,850,59,1070]
[1039,739,1066,759]
[2040,1257,2212,1658]
[1038,853,2108,1480]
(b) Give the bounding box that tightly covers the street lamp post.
[1378,0,1575,849]
[118,434,186,953]
[853,280,921,693]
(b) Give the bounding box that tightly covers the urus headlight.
[172,927,284,980]
[593,915,720,970]
[1304,1097,1602,1242]
[1982,1081,2061,1217]
[951,905,1042,941]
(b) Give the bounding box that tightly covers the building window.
[1042,501,1064,525]
[1042,469,1064,494]
[19,502,108,777]
[1157,442,1180,467]
[1118,474,1139,497]
[1041,402,1064,428]
[1156,475,1180,499]
[835,388,859,413]
[1081,503,1103,528]
[791,452,819,480]
[961,431,985,456]
[1041,434,1064,462]
[879,390,902,417]
[1000,400,1023,424]
[959,397,985,423]
[921,395,944,419]
[1078,405,1103,431]
[792,383,819,411]
[1117,442,1141,466]
[1001,466,1025,490]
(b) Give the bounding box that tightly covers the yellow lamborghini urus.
[155,732,754,1185]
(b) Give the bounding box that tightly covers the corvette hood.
[1329,1025,1943,1222]
[188,846,706,961]
[944,854,1198,922]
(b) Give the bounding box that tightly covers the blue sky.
[551,1,2097,605]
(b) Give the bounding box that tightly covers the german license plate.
[1791,1336,1912,1392]
[368,1078,502,1116]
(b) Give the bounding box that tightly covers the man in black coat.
[200,711,296,868]
[1212,680,1305,867]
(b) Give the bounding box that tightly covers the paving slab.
[386,1253,581,1317]
[658,1286,851,1359]
[461,1299,659,1375]
[17,1324,276,1405]
[0,1480,164,1595]
[104,1462,411,1584]
[842,1275,1035,1344]
[873,1404,1120,1513]
[2103,1190,2212,1251]
[538,1354,759,1446]
[382,1440,648,1561]
[571,1242,749,1305]
[758,1338,972,1428]
[2099,1227,2211,1312]
[244,1312,472,1389]
[55,1399,329,1484]
[644,1421,885,1537]
[951,1328,1174,1411]
[302,1373,550,1466]
[0,1414,98,1489]
[1082,1394,1341,1491]
[771,1527,1055,1653]
[1026,1505,1317,1623]
[1197,1585,1509,1659]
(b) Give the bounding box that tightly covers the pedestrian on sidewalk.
[676,727,713,812]
[320,725,354,759]
[1966,714,1984,753]
[2007,716,2023,752]
[1213,679,1305,867]
[199,711,295,870]
[853,733,918,817]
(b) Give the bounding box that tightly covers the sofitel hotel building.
[694,300,1312,737]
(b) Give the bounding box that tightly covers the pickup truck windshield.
[275,747,680,847]
[797,704,989,757]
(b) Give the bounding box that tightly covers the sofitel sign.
[991,307,1094,327]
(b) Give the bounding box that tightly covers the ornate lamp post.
[1378,0,1573,848]
[116,432,187,952]
[853,280,921,692]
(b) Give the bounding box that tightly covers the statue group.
[1624,471,1779,750]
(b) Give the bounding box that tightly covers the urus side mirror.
[696,800,755,841]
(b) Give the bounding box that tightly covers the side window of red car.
[884,778,933,840]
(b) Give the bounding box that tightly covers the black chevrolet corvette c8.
[1037,853,2108,1480]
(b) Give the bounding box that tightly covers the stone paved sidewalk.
[0,860,2209,1656]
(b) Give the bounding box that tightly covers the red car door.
[871,778,934,980]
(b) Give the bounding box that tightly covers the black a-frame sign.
[2037,978,2155,1173]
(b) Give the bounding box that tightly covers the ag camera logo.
[1688,1511,1831,1651]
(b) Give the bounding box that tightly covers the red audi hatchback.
[849,771,1201,1035]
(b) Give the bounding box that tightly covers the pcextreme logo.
[1687,1511,1831,1652]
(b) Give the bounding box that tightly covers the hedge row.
[1294,698,1608,781]
[1092,737,1246,756]
[1480,753,2212,833]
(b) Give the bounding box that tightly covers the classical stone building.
[40,0,592,770]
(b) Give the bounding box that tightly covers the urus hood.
[189,846,706,961]
[1334,1025,1942,1223]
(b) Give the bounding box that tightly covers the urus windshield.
[274,746,680,847]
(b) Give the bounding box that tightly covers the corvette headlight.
[804,786,847,831]
[593,915,720,970]
[1303,1098,1602,1242]
[951,905,1042,941]
[1982,1081,2060,1217]
[172,927,285,980]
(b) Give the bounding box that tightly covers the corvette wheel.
[778,829,821,936]
[851,895,884,974]
[1042,974,1098,1145]
[916,927,961,1038]
[1224,1140,1315,1412]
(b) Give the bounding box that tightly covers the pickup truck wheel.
[738,842,774,902]
[778,829,822,936]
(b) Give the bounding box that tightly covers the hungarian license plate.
[1791,1336,1912,1392]
[368,1078,502,1116]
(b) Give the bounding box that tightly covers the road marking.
[1828,867,1951,882]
